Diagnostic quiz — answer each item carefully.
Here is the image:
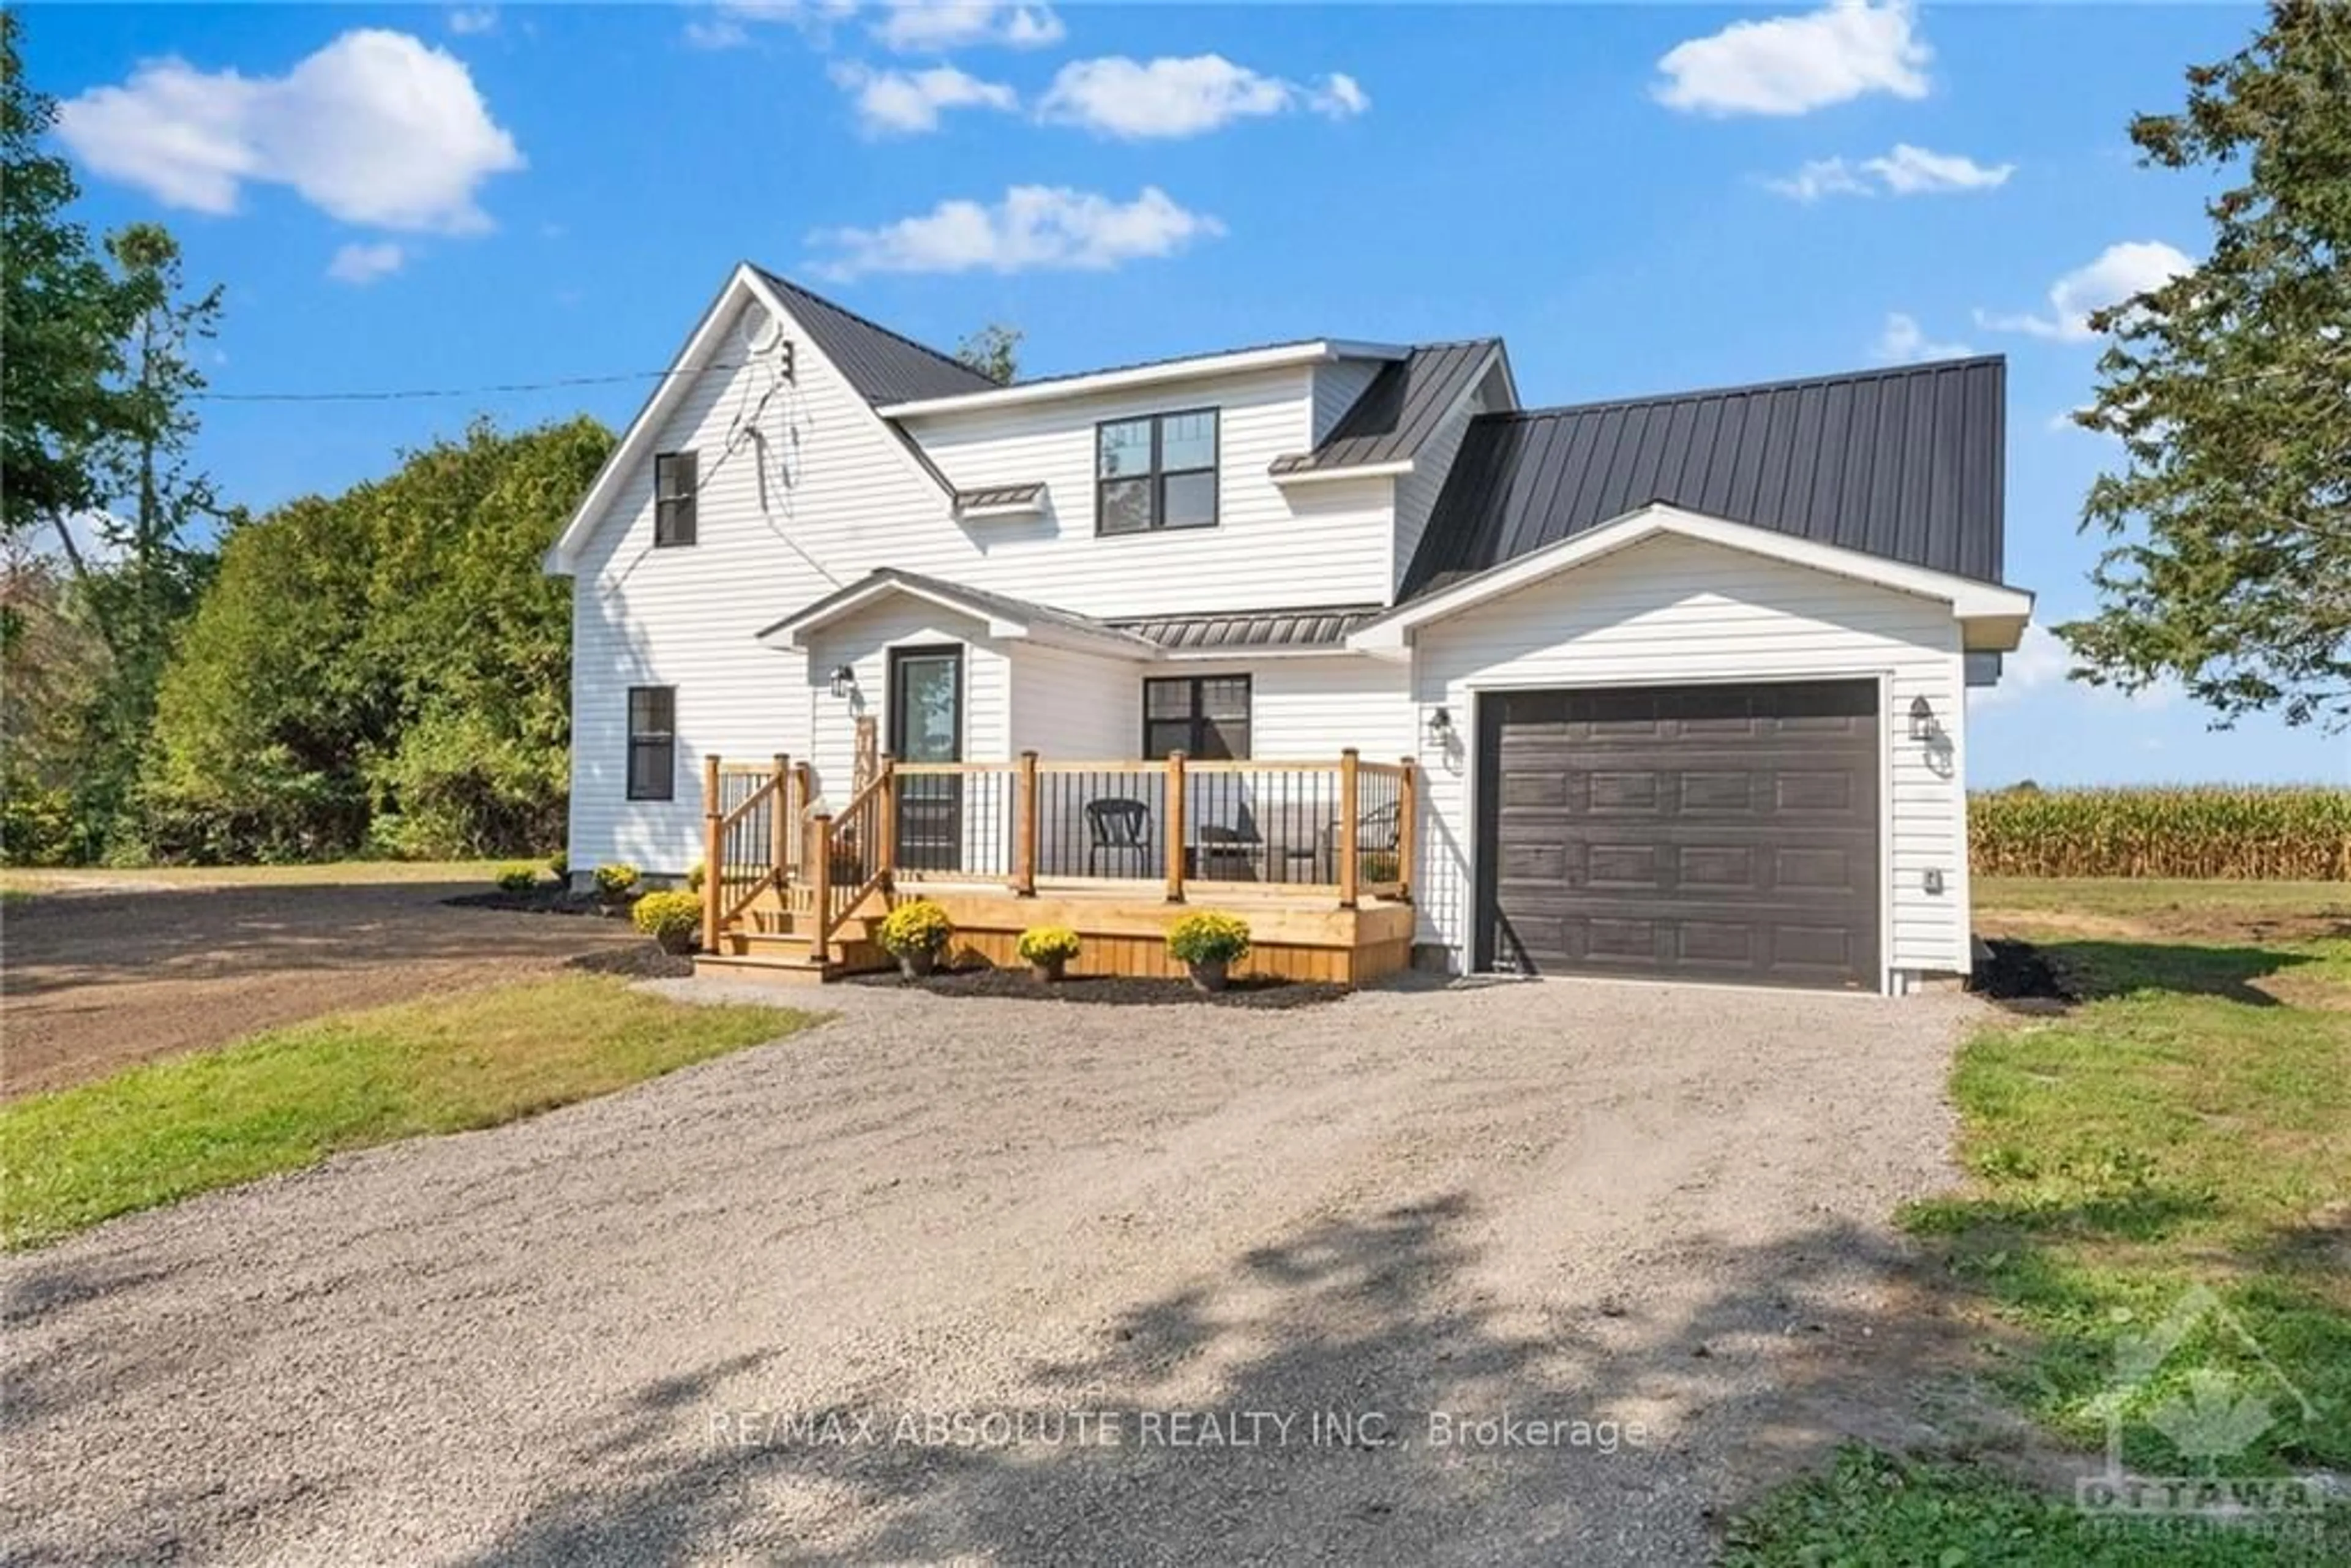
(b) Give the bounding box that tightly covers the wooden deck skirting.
[696,748,1417,985]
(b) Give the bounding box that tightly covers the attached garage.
[1473,679,1880,989]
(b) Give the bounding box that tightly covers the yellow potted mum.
[1166,912,1251,993]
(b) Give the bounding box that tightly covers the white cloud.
[869,1,1063,52]
[446,8,498,35]
[1766,158,1873,202]
[1872,312,1971,364]
[56,30,523,233]
[1774,144,2010,201]
[684,1,858,51]
[326,240,405,284]
[1773,148,2004,201]
[1038,55,1370,139]
[1969,626,2180,713]
[1655,1,1930,116]
[1865,143,2010,195]
[1976,240,2195,342]
[807,185,1223,279]
[830,61,1016,135]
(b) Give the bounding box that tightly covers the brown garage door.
[1475,680,1880,989]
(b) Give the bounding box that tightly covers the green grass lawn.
[1,976,819,1250]
[1730,877,2351,1564]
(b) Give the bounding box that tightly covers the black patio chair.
[1319,800,1402,883]
[1085,798,1152,876]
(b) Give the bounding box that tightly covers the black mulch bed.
[446,887,628,919]
[1969,936,2082,1014]
[566,944,696,980]
[844,966,1349,1008]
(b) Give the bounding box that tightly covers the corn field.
[1970,786,2351,880]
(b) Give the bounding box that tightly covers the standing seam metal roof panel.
[1400,356,2007,599]
[1267,340,1504,473]
[752,268,1001,407]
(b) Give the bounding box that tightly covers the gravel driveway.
[2,977,1980,1565]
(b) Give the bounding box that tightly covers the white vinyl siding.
[1390,363,1503,595]
[564,295,951,874]
[1008,645,1141,759]
[1407,534,1972,984]
[801,600,1012,804]
[903,367,1395,613]
[1310,357,1384,443]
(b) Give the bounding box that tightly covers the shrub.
[686,861,706,892]
[495,863,540,894]
[879,899,952,957]
[1016,926,1082,965]
[549,850,569,879]
[593,863,640,900]
[1166,911,1251,967]
[1359,850,1401,885]
[632,890,703,950]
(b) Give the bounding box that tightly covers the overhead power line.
[194,361,751,404]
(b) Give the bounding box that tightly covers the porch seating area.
[694,749,1418,985]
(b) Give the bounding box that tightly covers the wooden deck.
[692,749,1417,986]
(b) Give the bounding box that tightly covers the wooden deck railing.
[701,755,798,953]
[708,748,1417,955]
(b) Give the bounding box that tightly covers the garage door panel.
[1480,680,1880,990]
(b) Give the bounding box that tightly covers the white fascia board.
[759,578,1028,650]
[876,340,1409,420]
[1269,459,1415,486]
[1348,502,2036,656]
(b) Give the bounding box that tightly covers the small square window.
[1142,676,1251,760]
[654,451,697,547]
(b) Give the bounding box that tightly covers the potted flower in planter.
[1166,912,1251,993]
[593,862,640,912]
[632,890,704,955]
[878,898,953,979]
[1016,925,1081,984]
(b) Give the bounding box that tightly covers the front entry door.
[889,646,964,872]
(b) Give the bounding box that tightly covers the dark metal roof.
[954,482,1046,511]
[1272,340,1504,475]
[751,268,999,407]
[1401,355,2007,598]
[759,568,1156,651]
[1110,605,1385,651]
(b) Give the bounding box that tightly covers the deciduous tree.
[2061,1,2351,728]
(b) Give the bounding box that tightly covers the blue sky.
[23,2,2347,786]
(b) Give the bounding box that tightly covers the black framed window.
[1143,675,1250,760]
[654,451,697,547]
[627,686,676,800]
[1096,409,1217,535]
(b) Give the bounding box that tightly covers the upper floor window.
[628,686,677,800]
[1143,675,1251,760]
[654,451,697,547]
[1097,410,1218,535]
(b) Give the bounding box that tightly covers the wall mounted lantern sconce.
[1908,695,1938,743]
[830,664,857,700]
[1426,705,1453,745]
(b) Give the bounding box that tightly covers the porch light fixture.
[830,664,857,700]
[1908,695,1938,742]
[1426,705,1453,743]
